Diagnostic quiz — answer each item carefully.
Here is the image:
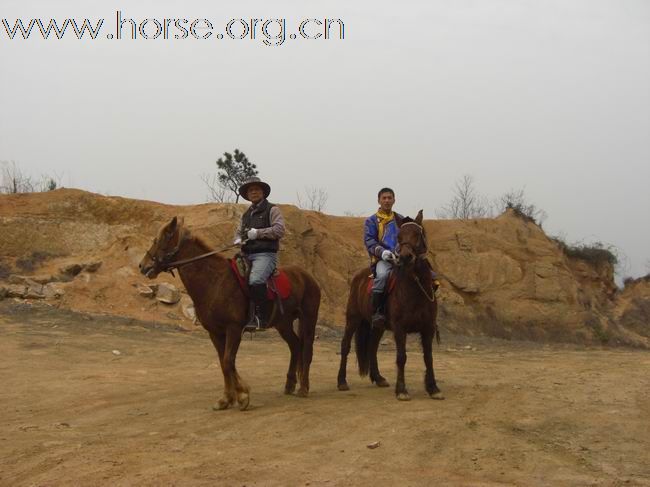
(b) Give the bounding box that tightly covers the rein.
[414,275,436,302]
[148,225,244,276]
[398,221,435,302]
[161,242,241,272]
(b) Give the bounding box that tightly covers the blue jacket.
[364,212,402,263]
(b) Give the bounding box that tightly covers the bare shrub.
[1,161,35,194]
[296,186,328,212]
[0,161,63,194]
[436,175,492,219]
[496,188,547,226]
[201,173,233,203]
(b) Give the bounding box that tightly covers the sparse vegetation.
[0,261,11,280]
[552,238,619,267]
[202,149,258,203]
[623,274,650,288]
[436,175,492,220]
[593,325,610,344]
[15,251,57,273]
[436,175,546,226]
[296,186,328,212]
[495,188,547,226]
[0,161,62,194]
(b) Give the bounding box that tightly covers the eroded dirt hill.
[1,189,648,347]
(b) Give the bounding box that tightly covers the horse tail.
[297,271,320,384]
[355,318,372,377]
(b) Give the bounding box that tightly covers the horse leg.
[297,313,315,398]
[208,331,235,411]
[369,327,390,387]
[276,319,300,395]
[223,325,251,411]
[337,322,356,391]
[422,330,444,400]
[394,328,410,401]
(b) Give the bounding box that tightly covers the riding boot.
[371,291,386,329]
[243,284,269,332]
[243,299,258,332]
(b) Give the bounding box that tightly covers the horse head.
[396,209,427,266]
[139,216,186,279]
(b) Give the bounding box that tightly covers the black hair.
[377,187,395,199]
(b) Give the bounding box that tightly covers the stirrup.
[243,316,268,333]
[371,313,386,329]
[243,316,260,333]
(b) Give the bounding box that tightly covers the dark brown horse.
[139,216,321,410]
[337,210,444,401]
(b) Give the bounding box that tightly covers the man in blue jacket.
[364,187,402,328]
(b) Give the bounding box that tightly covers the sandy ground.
[1,301,649,487]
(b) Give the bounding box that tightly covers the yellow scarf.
[376,209,394,242]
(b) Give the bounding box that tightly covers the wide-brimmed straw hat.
[238,176,271,201]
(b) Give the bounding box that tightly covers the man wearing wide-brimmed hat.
[234,176,286,332]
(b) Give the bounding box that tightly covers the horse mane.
[178,226,228,263]
[189,233,214,253]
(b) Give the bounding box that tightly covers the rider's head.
[247,184,265,204]
[377,187,395,213]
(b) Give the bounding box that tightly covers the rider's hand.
[234,237,242,246]
[247,228,259,240]
[381,250,396,262]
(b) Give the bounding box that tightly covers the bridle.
[397,221,435,302]
[145,226,240,276]
[398,221,428,259]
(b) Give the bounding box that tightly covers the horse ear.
[415,209,423,225]
[395,214,403,228]
[168,217,178,232]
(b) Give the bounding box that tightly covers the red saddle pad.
[366,272,397,296]
[267,271,291,300]
[230,258,292,301]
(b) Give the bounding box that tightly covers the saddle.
[365,269,440,296]
[366,272,397,296]
[230,254,292,300]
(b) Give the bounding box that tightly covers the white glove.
[234,237,242,245]
[381,250,396,262]
[247,228,259,240]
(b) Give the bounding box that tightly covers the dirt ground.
[1,301,649,487]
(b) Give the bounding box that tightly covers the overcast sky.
[1,0,648,278]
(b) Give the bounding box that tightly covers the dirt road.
[1,301,649,486]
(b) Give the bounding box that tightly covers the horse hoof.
[238,393,250,411]
[374,378,390,388]
[284,384,296,395]
[397,392,411,401]
[296,389,309,398]
[213,398,231,411]
[338,383,350,391]
[429,391,445,400]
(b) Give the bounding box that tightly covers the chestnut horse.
[139,217,321,411]
[337,210,444,401]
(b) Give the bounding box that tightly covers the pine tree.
[215,149,258,203]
